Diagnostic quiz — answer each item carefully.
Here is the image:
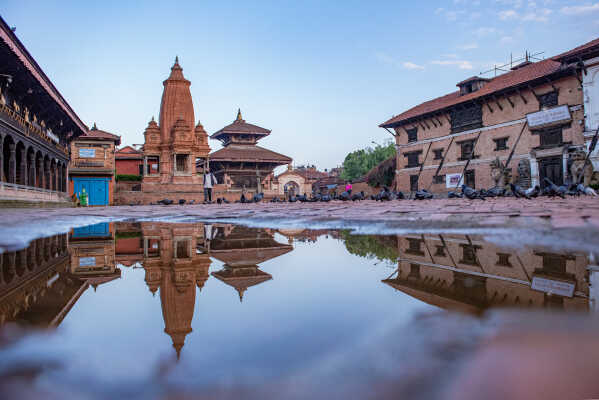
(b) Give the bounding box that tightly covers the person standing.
[345,181,353,196]
[203,168,217,203]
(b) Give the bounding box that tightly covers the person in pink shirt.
[345,181,353,196]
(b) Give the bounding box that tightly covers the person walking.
[203,168,217,203]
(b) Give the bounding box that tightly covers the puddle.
[0,221,598,399]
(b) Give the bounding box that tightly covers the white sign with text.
[446,173,462,188]
[526,105,571,129]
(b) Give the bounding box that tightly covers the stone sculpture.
[516,159,532,189]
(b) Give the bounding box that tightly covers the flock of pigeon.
[145,178,597,206]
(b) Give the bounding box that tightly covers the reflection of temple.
[206,225,293,301]
[139,223,211,358]
[0,223,121,327]
[383,234,590,313]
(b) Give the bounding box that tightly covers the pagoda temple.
[141,58,211,202]
[207,110,292,194]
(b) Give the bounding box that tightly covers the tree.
[340,140,395,181]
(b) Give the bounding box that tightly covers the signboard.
[446,173,462,188]
[79,148,96,158]
[526,105,571,129]
[531,276,575,297]
[79,257,96,267]
[46,129,59,143]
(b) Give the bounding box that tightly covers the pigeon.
[298,194,309,202]
[525,185,541,198]
[510,183,531,199]
[585,186,598,196]
[159,199,173,205]
[543,178,566,199]
[395,191,405,200]
[321,194,331,202]
[240,194,250,203]
[487,187,506,197]
[461,184,484,200]
[188,199,195,205]
[179,199,186,205]
[414,189,433,200]
[351,191,365,201]
[253,193,264,203]
[339,191,351,201]
[311,193,322,202]
[448,191,463,198]
[270,197,280,203]
[289,195,297,203]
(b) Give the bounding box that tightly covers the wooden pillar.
[37,157,44,189]
[20,148,28,186]
[29,152,36,188]
[8,143,16,184]
[44,159,50,190]
[0,137,3,182]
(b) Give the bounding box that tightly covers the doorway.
[538,156,563,188]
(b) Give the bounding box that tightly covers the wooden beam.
[486,101,494,113]
[423,119,431,129]
[435,116,442,126]
[430,118,437,128]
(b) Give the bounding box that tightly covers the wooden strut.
[503,121,528,170]
[506,94,515,108]
[486,102,494,113]
[423,119,431,130]
[579,126,599,184]
[492,95,503,111]
[426,135,455,192]
[383,127,397,137]
[410,141,432,199]
[430,118,437,128]
[456,130,482,188]
[516,88,528,104]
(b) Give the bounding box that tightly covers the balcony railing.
[73,160,107,168]
[0,181,69,197]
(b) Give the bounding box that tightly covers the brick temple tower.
[142,57,211,198]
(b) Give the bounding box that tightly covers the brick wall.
[116,158,142,176]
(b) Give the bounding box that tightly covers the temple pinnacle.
[236,108,243,121]
[92,122,97,130]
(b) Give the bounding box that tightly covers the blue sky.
[3,0,598,170]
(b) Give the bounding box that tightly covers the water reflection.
[381,234,591,313]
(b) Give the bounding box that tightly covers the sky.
[2,0,599,170]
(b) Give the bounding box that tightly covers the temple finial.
[236,108,242,121]
[92,122,97,130]
[175,55,179,64]
[151,116,155,122]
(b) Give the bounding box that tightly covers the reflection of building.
[0,225,121,327]
[139,223,211,358]
[383,234,589,313]
[69,223,120,289]
[207,225,293,301]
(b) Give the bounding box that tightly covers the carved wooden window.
[433,174,445,184]
[539,127,563,148]
[405,151,422,168]
[434,245,446,257]
[459,140,477,160]
[175,239,191,259]
[406,238,424,255]
[541,253,567,274]
[408,263,421,279]
[450,103,483,133]
[460,244,480,266]
[407,127,418,143]
[146,156,160,174]
[465,170,475,189]
[176,154,189,172]
[494,137,508,151]
[496,253,512,267]
[538,91,558,110]
[433,149,443,160]
[410,175,419,191]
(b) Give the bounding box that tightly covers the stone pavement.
[1,197,599,234]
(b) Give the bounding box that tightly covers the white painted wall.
[583,59,599,131]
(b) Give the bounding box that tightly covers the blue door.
[73,177,110,206]
[73,223,110,238]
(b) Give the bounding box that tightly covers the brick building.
[380,39,599,194]
[68,123,120,205]
[115,145,143,176]
[271,164,328,197]
[140,58,211,204]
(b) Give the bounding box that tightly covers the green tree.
[340,140,395,181]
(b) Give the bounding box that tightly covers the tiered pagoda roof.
[78,123,121,145]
